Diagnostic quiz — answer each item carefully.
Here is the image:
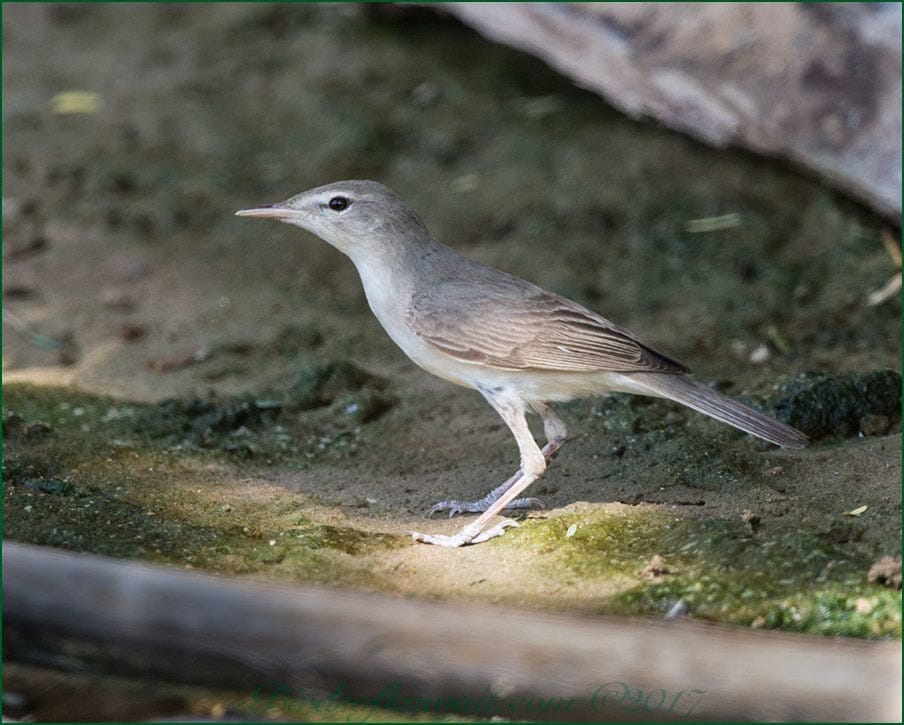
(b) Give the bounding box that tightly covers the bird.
[236,180,807,547]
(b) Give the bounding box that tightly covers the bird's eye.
[328,196,349,212]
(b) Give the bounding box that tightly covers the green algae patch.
[3,384,138,445]
[2,374,391,467]
[753,589,901,638]
[4,381,899,639]
[3,383,405,585]
[505,507,901,638]
[286,523,398,554]
[3,457,403,580]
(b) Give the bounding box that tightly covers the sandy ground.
[3,4,901,721]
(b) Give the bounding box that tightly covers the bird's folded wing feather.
[406,280,688,374]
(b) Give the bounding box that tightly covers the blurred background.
[3,3,899,390]
[3,3,901,722]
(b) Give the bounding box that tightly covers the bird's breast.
[355,260,478,389]
[377,308,480,389]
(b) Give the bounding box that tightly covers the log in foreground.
[3,542,901,722]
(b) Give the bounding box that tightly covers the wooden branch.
[3,542,900,722]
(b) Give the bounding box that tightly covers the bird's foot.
[409,519,519,547]
[428,496,544,519]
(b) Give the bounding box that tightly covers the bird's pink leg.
[427,437,564,518]
[412,400,567,547]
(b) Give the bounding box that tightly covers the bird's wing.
[406,279,689,374]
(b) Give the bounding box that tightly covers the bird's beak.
[234,204,299,219]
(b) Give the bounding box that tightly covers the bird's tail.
[623,372,808,448]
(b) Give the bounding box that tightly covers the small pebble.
[741,510,761,533]
[749,344,771,363]
[2,690,29,717]
[120,322,146,341]
[411,80,441,106]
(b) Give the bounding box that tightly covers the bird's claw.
[409,519,519,547]
[472,519,520,542]
[427,500,471,519]
[510,497,545,511]
[408,530,470,547]
[428,497,545,519]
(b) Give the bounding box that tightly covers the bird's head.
[236,180,428,259]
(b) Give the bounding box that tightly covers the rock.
[286,360,384,410]
[133,396,282,453]
[741,510,761,534]
[773,370,901,440]
[2,412,54,442]
[640,554,671,580]
[868,555,902,590]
